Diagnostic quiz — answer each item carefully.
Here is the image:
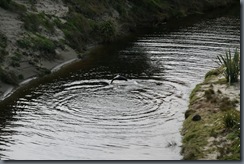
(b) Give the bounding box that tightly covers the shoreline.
[0,58,78,101]
[0,40,97,102]
[0,52,80,101]
[0,42,99,102]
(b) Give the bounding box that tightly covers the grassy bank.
[181,65,240,160]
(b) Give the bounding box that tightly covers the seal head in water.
[110,75,128,84]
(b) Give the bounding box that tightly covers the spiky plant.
[217,49,240,84]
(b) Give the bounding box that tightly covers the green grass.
[223,110,240,129]
[204,67,223,81]
[217,109,240,160]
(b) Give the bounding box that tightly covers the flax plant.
[216,49,240,84]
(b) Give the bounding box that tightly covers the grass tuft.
[216,49,240,84]
[223,110,240,129]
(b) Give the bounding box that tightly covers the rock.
[192,114,201,121]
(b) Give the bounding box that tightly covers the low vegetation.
[216,49,240,84]
[17,34,58,60]
[0,67,18,85]
[22,12,55,33]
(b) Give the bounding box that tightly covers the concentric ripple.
[0,16,240,160]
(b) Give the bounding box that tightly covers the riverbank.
[0,0,238,102]
[181,67,240,160]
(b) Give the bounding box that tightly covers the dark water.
[0,10,240,160]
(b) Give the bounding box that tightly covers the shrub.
[32,35,56,54]
[22,13,54,33]
[17,38,32,49]
[18,74,24,80]
[216,49,240,84]
[0,68,18,85]
[60,12,91,51]
[97,20,116,42]
[17,35,57,59]
[0,0,11,9]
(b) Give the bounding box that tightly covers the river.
[0,7,240,160]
